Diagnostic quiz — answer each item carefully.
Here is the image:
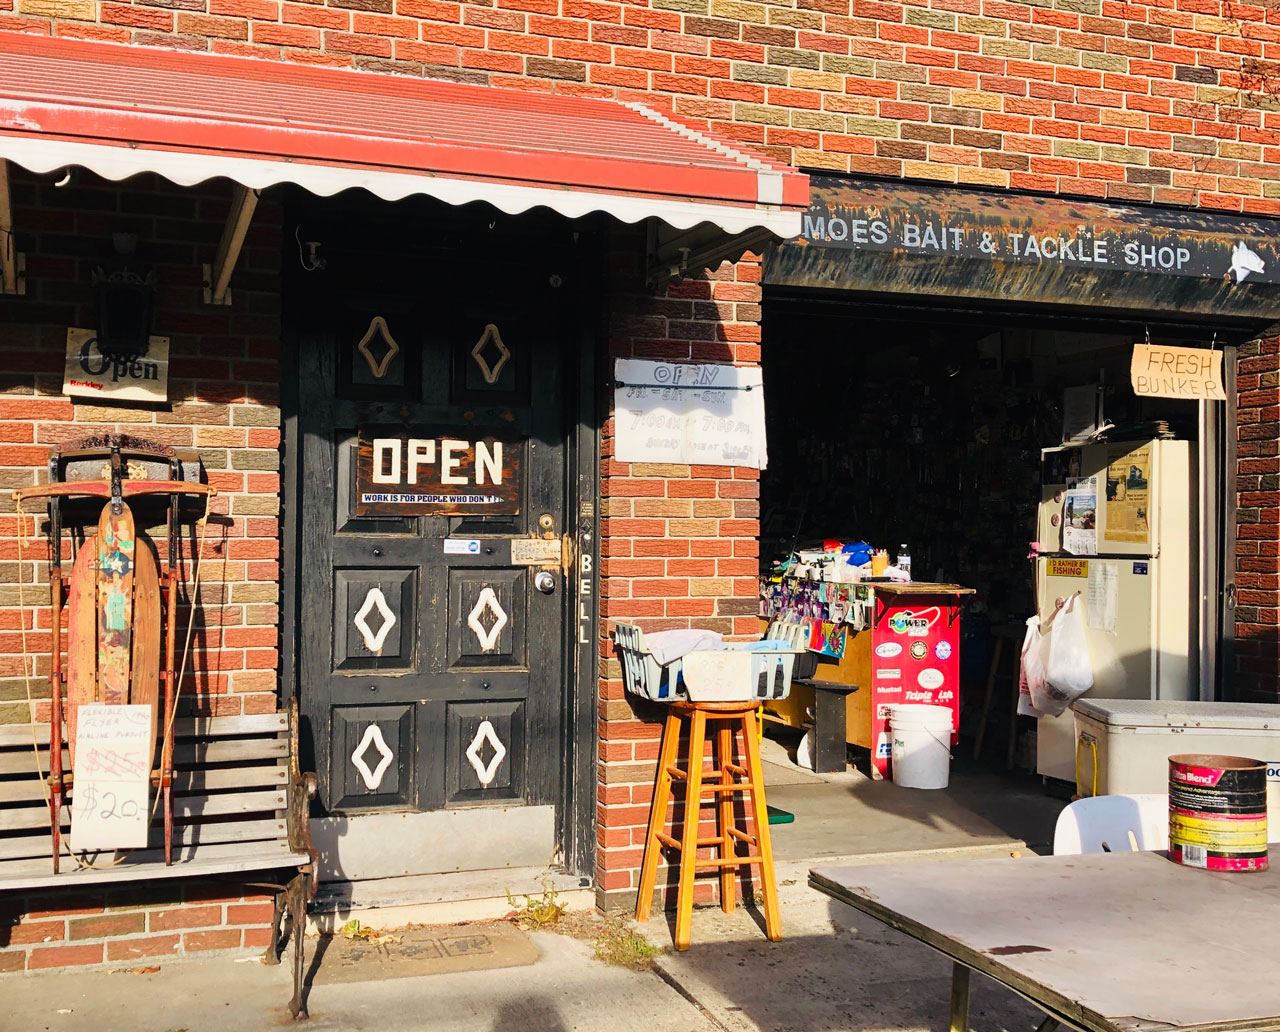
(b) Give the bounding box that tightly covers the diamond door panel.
[334,569,416,672]
[446,701,524,804]
[449,569,526,669]
[333,704,414,809]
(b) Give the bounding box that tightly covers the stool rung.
[665,765,687,780]
[727,827,757,845]
[655,831,680,850]
[699,781,753,794]
[695,854,761,869]
[724,762,748,777]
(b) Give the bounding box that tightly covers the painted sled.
[13,435,215,873]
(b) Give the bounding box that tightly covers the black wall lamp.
[92,232,156,363]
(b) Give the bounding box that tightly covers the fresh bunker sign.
[356,426,521,516]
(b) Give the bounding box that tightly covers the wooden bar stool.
[634,699,781,951]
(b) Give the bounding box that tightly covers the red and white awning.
[0,32,807,238]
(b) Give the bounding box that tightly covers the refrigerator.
[1034,439,1197,783]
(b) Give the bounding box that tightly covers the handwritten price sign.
[71,704,152,851]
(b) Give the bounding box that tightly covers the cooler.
[1073,699,1280,822]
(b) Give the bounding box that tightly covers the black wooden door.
[296,243,567,817]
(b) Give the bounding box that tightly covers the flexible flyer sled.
[14,436,216,873]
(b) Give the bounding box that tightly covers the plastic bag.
[1033,595,1094,716]
[1017,616,1047,718]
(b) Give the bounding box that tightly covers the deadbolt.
[534,571,556,594]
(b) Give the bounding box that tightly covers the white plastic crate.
[681,642,804,702]
[613,623,687,701]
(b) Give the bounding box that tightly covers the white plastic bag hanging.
[1034,594,1094,716]
[1017,616,1047,718]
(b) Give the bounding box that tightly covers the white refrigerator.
[1034,439,1197,784]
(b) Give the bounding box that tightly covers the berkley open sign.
[62,328,170,403]
[355,426,521,516]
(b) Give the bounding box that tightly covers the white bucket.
[889,704,954,790]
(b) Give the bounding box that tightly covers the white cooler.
[1073,699,1280,821]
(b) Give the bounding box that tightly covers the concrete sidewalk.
[6,874,1043,1032]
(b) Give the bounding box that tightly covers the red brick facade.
[1233,336,1280,704]
[0,879,276,971]
[0,0,1276,949]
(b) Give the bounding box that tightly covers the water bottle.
[897,544,912,579]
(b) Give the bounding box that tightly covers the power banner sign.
[355,426,521,516]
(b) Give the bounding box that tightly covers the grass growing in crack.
[505,884,666,970]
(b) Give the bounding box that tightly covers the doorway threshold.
[308,867,594,933]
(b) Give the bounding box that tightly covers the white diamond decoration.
[353,586,397,653]
[356,315,400,379]
[351,723,395,791]
[465,719,507,787]
[471,324,511,385]
[467,587,508,653]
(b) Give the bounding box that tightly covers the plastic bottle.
[897,544,912,580]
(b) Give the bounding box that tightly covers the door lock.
[534,571,556,594]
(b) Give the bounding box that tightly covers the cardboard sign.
[356,426,521,516]
[71,704,153,851]
[63,328,170,403]
[1131,343,1225,401]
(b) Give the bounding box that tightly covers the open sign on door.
[356,425,522,516]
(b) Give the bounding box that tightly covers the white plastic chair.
[1055,792,1280,855]
[1053,794,1170,855]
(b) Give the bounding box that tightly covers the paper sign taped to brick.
[613,359,767,469]
[1131,343,1225,401]
[71,704,153,852]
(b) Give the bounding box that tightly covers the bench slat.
[0,713,288,749]
[0,840,310,892]
[0,763,288,803]
[0,817,290,863]
[0,787,288,831]
[0,736,288,775]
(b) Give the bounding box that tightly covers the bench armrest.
[286,700,320,899]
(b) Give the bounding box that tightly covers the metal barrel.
[1169,754,1268,873]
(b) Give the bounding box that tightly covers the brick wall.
[4,0,1280,210]
[0,878,276,971]
[1234,336,1279,703]
[0,169,284,970]
[595,233,764,908]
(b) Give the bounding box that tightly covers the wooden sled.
[14,437,215,873]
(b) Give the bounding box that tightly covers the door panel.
[298,247,567,825]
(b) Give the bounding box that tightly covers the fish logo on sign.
[1229,242,1265,284]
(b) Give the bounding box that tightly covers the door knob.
[534,571,556,594]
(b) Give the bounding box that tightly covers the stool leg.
[716,719,736,914]
[741,710,781,942]
[674,707,706,952]
[636,709,682,923]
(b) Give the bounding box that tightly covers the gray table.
[811,851,1280,1032]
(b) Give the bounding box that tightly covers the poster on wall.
[1103,444,1151,545]
[613,360,767,468]
[1062,476,1098,556]
[62,328,170,403]
[355,426,522,516]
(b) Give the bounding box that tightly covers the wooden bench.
[0,704,317,1019]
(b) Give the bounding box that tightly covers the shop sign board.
[355,425,521,516]
[765,176,1280,324]
[1130,343,1226,401]
[62,328,170,403]
[613,359,768,469]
